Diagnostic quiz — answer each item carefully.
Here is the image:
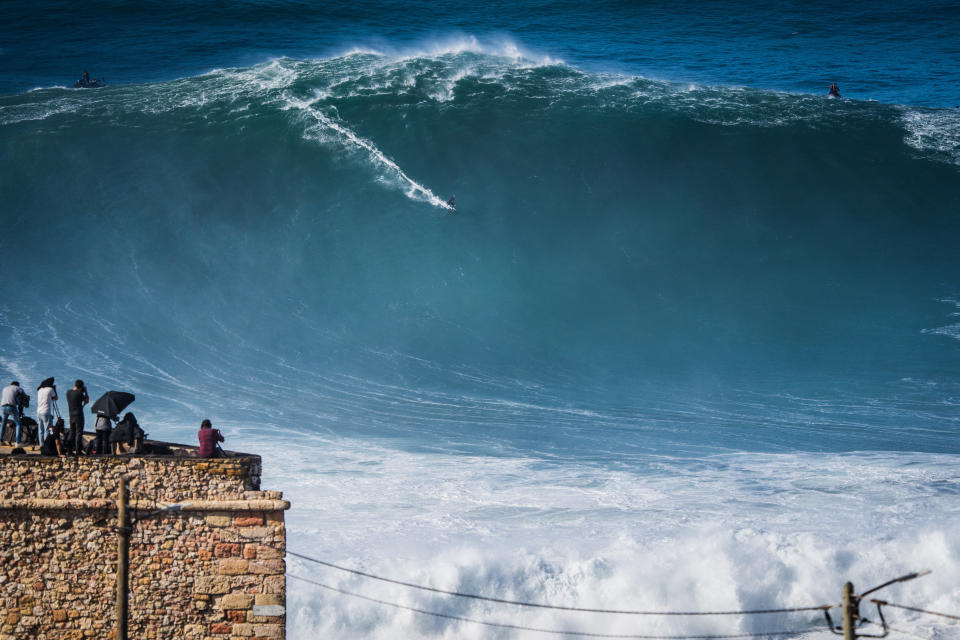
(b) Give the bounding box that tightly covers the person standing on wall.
[197,419,224,458]
[36,379,58,445]
[94,411,114,455]
[1,381,27,445]
[66,380,89,456]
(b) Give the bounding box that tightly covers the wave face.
[2,50,959,639]
[2,52,958,454]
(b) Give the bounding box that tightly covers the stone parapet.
[0,497,290,512]
[0,453,263,502]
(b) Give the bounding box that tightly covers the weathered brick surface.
[221,594,255,610]
[195,576,232,594]
[219,558,250,575]
[0,454,287,639]
[255,594,283,606]
[235,513,265,527]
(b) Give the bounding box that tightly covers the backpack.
[1,418,15,444]
[40,433,60,456]
[19,417,38,445]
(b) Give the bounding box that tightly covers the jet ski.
[74,76,105,89]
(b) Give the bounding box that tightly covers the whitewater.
[2,38,959,640]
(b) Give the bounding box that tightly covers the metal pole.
[842,581,857,640]
[117,475,129,640]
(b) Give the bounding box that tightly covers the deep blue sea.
[2,2,959,639]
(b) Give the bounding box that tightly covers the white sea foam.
[0,98,82,125]
[901,107,960,165]
[254,434,960,640]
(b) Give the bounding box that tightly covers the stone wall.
[0,455,263,502]
[0,454,289,640]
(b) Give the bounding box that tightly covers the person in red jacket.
[197,419,224,458]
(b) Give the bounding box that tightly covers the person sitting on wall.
[40,420,66,458]
[197,419,224,458]
[110,412,145,454]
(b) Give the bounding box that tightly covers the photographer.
[36,379,58,444]
[66,380,89,456]
[1,381,28,445]
[197,419,224,458]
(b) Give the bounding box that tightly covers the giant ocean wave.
[1,46,959,638]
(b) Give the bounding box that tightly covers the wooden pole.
[842,581,856,640]
[116,475,129,640]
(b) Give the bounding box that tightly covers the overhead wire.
[214,528,839,617]
[287,573,820,640]
[283,549,835,616]
[868,601,960,622]
[860,572,932,598]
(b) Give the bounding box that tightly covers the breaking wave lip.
[334,34,565,67]
[5,38,960,181]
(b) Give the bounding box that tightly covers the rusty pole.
[116,475,130,640]
[842,581,857,640]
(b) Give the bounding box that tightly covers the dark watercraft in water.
[74,70,105,88]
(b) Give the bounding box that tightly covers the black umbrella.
[90,391,135,417]
[37,377,55,390]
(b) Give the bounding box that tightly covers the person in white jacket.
[37,381,58,445]
[1,381,27,444]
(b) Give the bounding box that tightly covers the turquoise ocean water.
[2,2,959,638]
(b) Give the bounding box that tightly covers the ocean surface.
[2,2,959,638]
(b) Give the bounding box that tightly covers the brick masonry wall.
[0,455,289,640]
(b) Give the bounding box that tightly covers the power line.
[284,550,834,616]
[287,573,818,640]
[869,600,960,622]
[860,572,932,598]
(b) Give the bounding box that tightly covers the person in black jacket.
[65,380,89,456]
[41,420,66,458]
[110,412,144,454]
